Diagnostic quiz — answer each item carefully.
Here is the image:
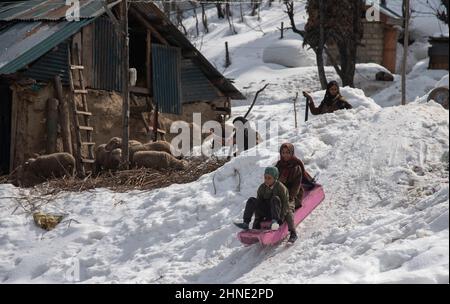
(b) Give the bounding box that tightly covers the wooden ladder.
[68,43,95,176]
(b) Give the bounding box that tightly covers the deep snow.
[0,1,448,284]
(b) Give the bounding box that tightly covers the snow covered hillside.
[0,2,448,284]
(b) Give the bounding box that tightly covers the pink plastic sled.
[237,185,325,246]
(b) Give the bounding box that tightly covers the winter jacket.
[276,158,303,208]
[309,94,353,115]
[256,181,292,219]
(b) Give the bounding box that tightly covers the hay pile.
[31,156,228,194]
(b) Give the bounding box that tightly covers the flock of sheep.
[11,137,187,187]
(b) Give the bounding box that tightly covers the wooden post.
[46,98,59,154]
[153,103,159,142]
[121,0,130,168]
[293,92,298,128]
[305,96,309,122]
[401,0,410,106]
[225,41,231,68]
[54,75,72,154]
[146,29,152,92]
[280,22,284,39]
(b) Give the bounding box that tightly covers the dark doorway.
[0,83,12,175]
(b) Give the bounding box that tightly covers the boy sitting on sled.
[234,167,298,243]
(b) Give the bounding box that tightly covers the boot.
[287,231,298,244]
[234,222,249,230]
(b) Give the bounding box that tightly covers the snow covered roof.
[365,0,402,23]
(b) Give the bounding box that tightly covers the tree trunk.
[163,1,171,16]
[193,4,199,36]
[216,3,225,19]
[402,0,410,105]
[251,0,259,16]
[240,2,244,22]
[226,2,236,34]
[201,3,209,33]
[317,0,327,89]
[176,7,187,35]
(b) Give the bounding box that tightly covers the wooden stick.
[153,103,159,142]
[54,75,72,154]
[305,95,309,122]
[293,92,298,128]
[225,42,231,67]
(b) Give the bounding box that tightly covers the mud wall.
[10,84,227,169]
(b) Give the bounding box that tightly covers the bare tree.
[191,1,200,36]
[216,1,225,19]
[286,0,364,87]
[251,0,260,17]
[201,2,209,33]
[226,1,237,34]
[163,0,171,17]
[176,6,188,35]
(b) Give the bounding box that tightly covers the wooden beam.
[102,0,126,37]
[182,50,197,58]
[129,7,169,45]
[130,86,150,95]
[9,88,17,171]
[146,29,152,93]
[121,0,130,168]
[54,75,72,154]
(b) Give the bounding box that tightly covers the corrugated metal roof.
[181,59,220,103]
[21,42,70,84]
[0,0,118,21]
[0,18,94,74]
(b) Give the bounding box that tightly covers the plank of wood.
[74,89,88,94]
[78,126,94,131]
[76,110,92,116]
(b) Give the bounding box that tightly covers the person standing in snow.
[303,80,353,115]
[234,166,298,243]
[232,116,262,155]
[276,143,316,209]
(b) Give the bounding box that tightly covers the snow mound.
[435,74,449,88]
[262,39,316,68]
[372,59,448,107]
[306,87,381,112]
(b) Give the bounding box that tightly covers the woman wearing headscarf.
[303,80,353,115]
[276,143,316,209]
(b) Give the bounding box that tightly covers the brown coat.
[276,159,303,208]
[309,94,353,115]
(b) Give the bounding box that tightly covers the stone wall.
[326,21,386,67]
[357,21,384,65]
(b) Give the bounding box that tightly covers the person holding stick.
[303,81,353,116]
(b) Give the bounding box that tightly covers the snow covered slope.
[0,95,448,283]
[0,2,448,284]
